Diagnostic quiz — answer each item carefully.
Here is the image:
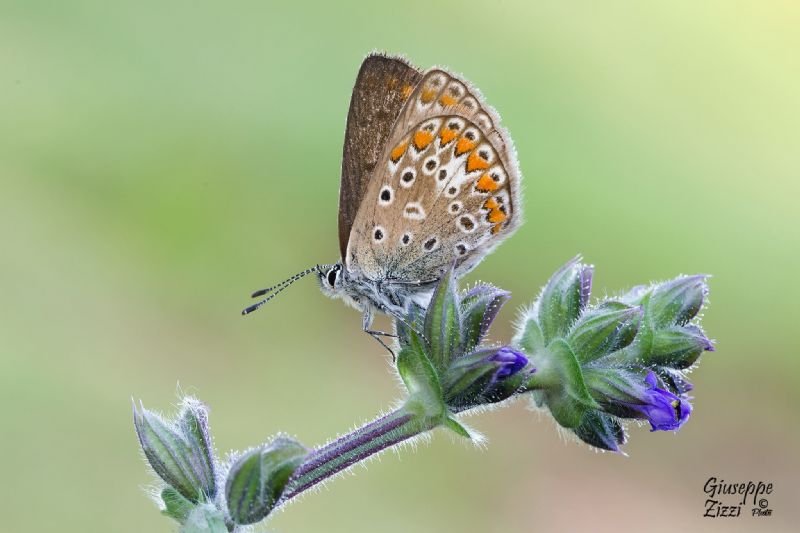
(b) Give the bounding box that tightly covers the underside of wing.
[348,68,522,283]
[338,54,423,260]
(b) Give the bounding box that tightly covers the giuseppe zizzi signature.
[704,477,774,518]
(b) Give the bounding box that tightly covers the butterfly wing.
[338,54,423,260]
[347,68,522,283]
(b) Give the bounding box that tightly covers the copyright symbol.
[759,498,768,509]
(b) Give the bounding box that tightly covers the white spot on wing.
[403,201,426,220]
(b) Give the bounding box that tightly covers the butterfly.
[244,53,522,354]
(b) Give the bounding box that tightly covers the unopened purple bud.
[444,347,532,409]
[490,347,529,380]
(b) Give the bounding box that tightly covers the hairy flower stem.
[279,406,436,503]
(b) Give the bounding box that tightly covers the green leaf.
[537,256,593,343]
[180,503,228,533]
[444,416,473,439]
[225,437,307,525]
[536,340,597,428]
[397,346,445,419]
[424,267,461,370]
[567,301,642,362]
[161,487,194,524]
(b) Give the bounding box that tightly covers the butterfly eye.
[327,268,339,287]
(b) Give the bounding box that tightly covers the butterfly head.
[317,262,344,297]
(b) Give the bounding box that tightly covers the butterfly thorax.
[317,261,434,325]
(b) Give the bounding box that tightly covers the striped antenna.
[242,265,322,315]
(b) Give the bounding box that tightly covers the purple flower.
[489,347,529,381]
[634,372,692,432]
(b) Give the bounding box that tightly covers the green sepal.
[178,399,217,498]
[647,275,708,328]
[537,257,593,343]
[567,301,642,363]
[133,404,204,503]
[529,339,597,428]
[180,503,229,533]
[397,346,446,419]
[396,303,427,355]
[581,367,650,419]
[442,349,501,407]
[582,368,643,405]
[459,285,510,351]
[483,365,531,404]
[424,266,461,371]
[161,487,194,524]
[444,416,473,439]
[225,436,307,525]
[572,410,626,453]
[515,317,546,356]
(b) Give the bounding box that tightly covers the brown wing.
[338,54,423,260]
[348,68,522,282]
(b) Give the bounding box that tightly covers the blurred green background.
[2,1,798,531]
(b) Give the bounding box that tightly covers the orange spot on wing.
[439,94,457,106]
[420,87,437,103]
[491,223,503,234]
[413,130,435,150]
[455,137,476,156]
[439,128,458,146]
[391,141,409,163]
[487,207,507,223]
[475,173,499,192]
[466,151,490,172]
[401,84,413,99]
[483,198,499,210]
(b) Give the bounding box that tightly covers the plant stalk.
[279,405,436,503]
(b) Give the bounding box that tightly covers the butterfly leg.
[362,308,397,360]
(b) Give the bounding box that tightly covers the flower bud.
[177,398,216,498]
[225,436,307,525]
[490,346,529,380]
[647,275,708,328]
[647,325,714,369]
[567,301,642,363]
[133,400,216,503]
[536,257,594,343]
[444,347,531,409]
